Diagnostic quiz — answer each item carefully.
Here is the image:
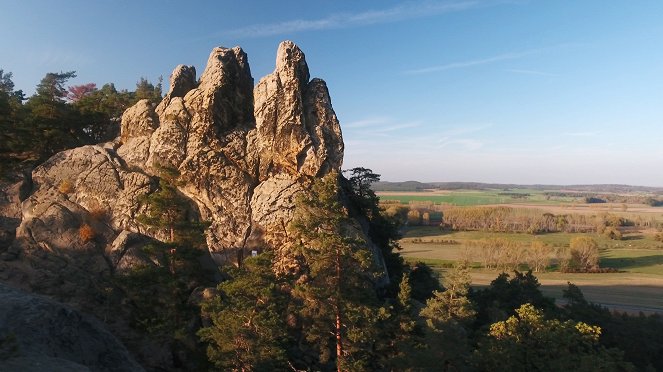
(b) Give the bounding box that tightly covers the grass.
[401,227,663,252]
[400,226,663,313]
[387,188,663,313]
[377,188,573,206]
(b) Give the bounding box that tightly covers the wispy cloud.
[344,117,392,129]
[28,47,93,67]
[507,68,559,77]
[404,49,540,75]
[217,0,487,38]
[405,43,582,75]
[437,138,485,150]
[563,131,601,137]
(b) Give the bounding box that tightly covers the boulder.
[0,283,143,371]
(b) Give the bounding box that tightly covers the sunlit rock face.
[8,40,344,270]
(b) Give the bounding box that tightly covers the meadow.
[383,188,663,313]
[377,188,575,206]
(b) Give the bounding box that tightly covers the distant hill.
[371,181,435,191]
[372,181,663,194]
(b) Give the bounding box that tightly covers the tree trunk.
[335,249,343,372]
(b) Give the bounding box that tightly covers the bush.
[58,179,74,194]
[603,226,622,240]
[88,203,108,222]
[566,237,599,272]
[79,223,96,242]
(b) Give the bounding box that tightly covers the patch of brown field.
[468,270,663,314]
[489,202,663,216]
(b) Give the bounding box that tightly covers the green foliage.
[117,174,210,368]
[137,169,207,247]
[471,271,556,326]
[562,283,663,371]
[289,172,385,371]
[0,69,161,176]
[35,71,77,101]
[199,253,289,371]
[134,76,163,104]
[73,83,133,142]
[24,71,87,159]
[474,303,633,371]
[0,70,26,174]
[408,261,443,302]
[344,167,381,216]
[420,264,475,330]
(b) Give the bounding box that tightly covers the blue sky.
[3,0,663,186]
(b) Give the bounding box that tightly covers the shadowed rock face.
[0,283,144,371]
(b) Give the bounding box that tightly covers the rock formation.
[0,40,370,369]
[3,40,345,268]
[0,283,143,371]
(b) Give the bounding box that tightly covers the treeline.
[442,206,660,236]
[0,69,162,177]
[463,236,612,273]
[373,182,663,194]
[546,191,663,206]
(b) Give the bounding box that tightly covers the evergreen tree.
[134,76,163,104]
[24,71,86,159]
[343,168,405,296]
[420,264,475,329]
[344,167,381,216]
[415,264,475,370]
[0,70,27,174]
[289,172,384,371]
[73,83,133,142]
[199,253,289,371]
[117,169,210,367]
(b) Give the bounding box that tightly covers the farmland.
[380,187,663,313]
[377,189,572,206]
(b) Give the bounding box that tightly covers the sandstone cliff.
[0,41,377,370]
[2,41,344,269]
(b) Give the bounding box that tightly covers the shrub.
[79,223,96,242]
[58,179,74,194]
[604,226,622,240]
[88,203,108,222]
[568,237,599,271]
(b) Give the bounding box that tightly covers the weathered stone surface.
[155,64,197,116]
[0,40,375,370]
[107,230,155,273]
[248,41,344,257]
[120,99,158,145]
[26,145,153,236]
[5,40,348,275]
[0,283,143,371]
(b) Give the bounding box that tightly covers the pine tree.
[289,172,383,371]
[415,264,476,370]
[117,168,210,367]
[199,253,289,371]
[420,264,475,329]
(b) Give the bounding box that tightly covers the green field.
[377,189,573,206]
[400,226,663,313]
